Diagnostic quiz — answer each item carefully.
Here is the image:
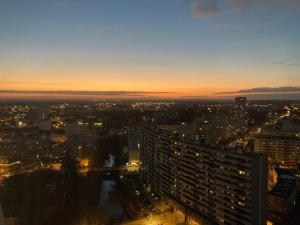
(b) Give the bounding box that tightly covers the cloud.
[229,0,300,11]
[275,58,300,66]
[181,95,209,98]
[226,0,252,13]
[216,86,300,95]
[275,59,287,65]
[0,90,169,96]
[192,0,300,18]
[214,86,300,100]
[193,0,220,17]
[181,88,300,100]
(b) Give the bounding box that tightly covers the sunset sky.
[0,0,300,99]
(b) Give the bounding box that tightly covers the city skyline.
[1,2,300,224]
[1,0,300,100]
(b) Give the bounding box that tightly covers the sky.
[0,0,300,100]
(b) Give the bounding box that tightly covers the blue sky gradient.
[0,0,299,99]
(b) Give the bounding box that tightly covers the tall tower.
[233,96,248,135]
[235,96,247,110]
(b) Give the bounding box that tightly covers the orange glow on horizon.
[0,92,208,100]
[2,69,295,99]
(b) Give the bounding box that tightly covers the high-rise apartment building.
[235,97,247,109]
[194,98,248,145]
[255,136,300,169]
[141,126,268,225]
[255,119,300,169]
[233,97,248,135]
[196,112,232,144]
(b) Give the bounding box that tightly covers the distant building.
[158,124,198,138]
[195,112,231,144]
[195,110,247,145]
[128,133,139,152]
[127,132,141,170]
[50,133,67,144]
[255,136,300,169]
[76,146,94,168]
[141,126,268,225]
[48,145,67,161]
[38,120,52,131]
[65,122,89,138]
[233,96,248,134]
[255,119,300,169]
[128,151,140,164]
[0,156,21,176]
[235,96,247,109]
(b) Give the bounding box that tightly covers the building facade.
[235,97,247,109]
[141,127,268,225]
[255,136,300,169]
[255,120,300,169]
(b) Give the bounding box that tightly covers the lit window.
[239,170,246,175]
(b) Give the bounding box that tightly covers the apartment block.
[141,127,268,225]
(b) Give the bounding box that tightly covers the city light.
[0,1,299,224]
